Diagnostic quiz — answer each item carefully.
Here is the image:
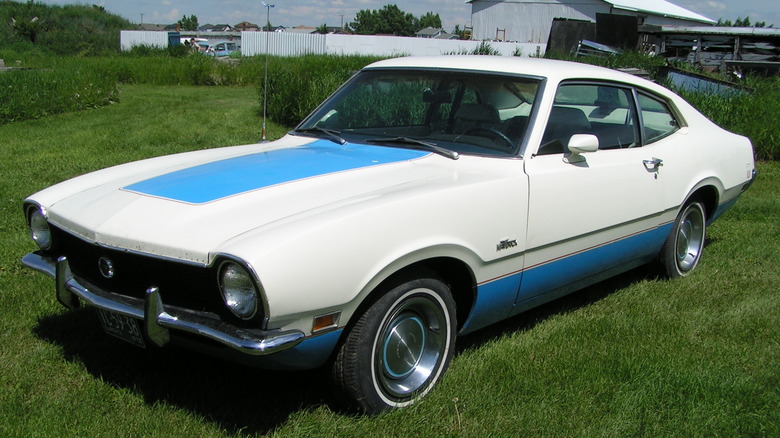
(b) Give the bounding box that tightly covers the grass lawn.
[0,85,777,437]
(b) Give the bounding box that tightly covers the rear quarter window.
[638,93,679,143]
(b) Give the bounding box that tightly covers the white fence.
[241,32,545,57]
[120,30,546,58]
[120,31,172,51]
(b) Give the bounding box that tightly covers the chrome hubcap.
[676,205,704,271]
[383,315,425,379]
[376,293,447,399]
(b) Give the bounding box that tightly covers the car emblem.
[98,256,115,279]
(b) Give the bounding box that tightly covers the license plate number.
[97,309,146,348]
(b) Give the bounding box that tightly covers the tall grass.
[677,76,780,161]
[0,66,117,124]
[257,54,382,127]
[3,51,267,86]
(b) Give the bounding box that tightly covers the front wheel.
[330,276,457,414]
[660,199,706,278]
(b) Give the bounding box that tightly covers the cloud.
[150,7,180,23]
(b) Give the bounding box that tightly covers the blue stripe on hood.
[123,140,430,204]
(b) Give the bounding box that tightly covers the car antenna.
[261,1,275,142]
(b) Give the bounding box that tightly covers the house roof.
[416,27,444,36]
[605,0,714,24]
[465,0,715,24]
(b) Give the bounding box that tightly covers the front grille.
[48,225,243,322]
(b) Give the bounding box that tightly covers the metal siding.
[471,1,607,42]
[242,32,545,57]
[241,32,326,57]
[120,30,546,58]
[468,0,712,44]
[120,31,170,50]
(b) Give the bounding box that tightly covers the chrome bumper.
[22,253,304,356]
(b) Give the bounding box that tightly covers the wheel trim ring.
[372,289,450,403]
[675,205,704,272]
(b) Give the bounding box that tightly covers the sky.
[35,0,780,32]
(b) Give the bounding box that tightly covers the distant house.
[321,26,346,34]
[139,23,166,31]
[468,0,715,42]
[199,23,234,32]
[415,27,459,39]
[286,25,317,34]
[234,21,260,31]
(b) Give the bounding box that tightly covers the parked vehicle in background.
[22,56,755,414]
[206,41,240,57]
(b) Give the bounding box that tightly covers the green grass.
[0,86,778,437]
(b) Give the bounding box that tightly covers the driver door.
[518,82,669,304]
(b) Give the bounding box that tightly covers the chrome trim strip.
[22,253,304,356]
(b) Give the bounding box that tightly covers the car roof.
[364,55,656,90]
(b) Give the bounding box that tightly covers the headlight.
[218,262,259,320]
[29,207,52,250]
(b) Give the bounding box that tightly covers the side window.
[538,83,638,155]
[638,93,679,143]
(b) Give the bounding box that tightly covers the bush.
[0,2,132,56]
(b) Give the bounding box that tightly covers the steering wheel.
[463,127,515,150]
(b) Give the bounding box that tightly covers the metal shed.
[467,0,714,43]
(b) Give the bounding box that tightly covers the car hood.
[33,136,458,264]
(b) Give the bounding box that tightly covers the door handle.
[643,157,663,172]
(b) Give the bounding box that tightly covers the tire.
[330,276,457,414]
[660,199,706,278]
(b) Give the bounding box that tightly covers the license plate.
[97,309,146,348]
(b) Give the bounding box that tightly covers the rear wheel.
[330,276,456,414]
[660,199,706,278]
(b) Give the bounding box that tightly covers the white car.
[22,56,755,413]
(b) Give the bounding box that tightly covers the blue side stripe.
[123,140,429,204]
[461,224,672,334]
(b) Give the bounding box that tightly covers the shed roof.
[605,0,714,24]
[466,0,715,24]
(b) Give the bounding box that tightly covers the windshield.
[296,69,542,157]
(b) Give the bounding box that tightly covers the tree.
[316,23,329,34]
[11,16,42,43]
[177,14,198,31]
[717,16,772,28]
[418,12,442,30]
[348,4,417,36]
[452,24,466,40]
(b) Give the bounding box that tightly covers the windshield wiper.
[365,137,459,160]
[293,127,347,145]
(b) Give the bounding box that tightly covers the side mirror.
[564,134,599,164]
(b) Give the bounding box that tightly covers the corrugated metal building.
[120,30,180,50]
[468,0,715,43]
[121,30,547,58]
